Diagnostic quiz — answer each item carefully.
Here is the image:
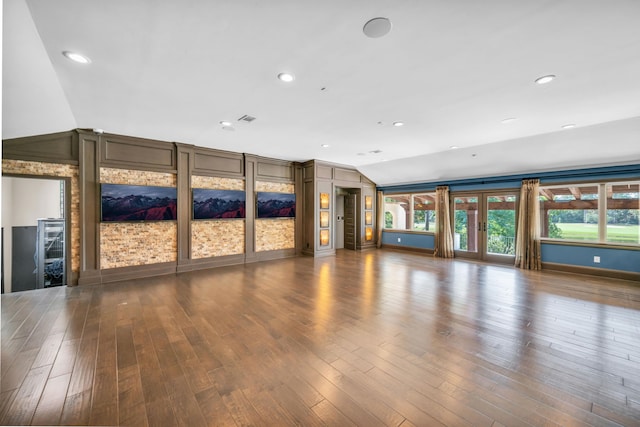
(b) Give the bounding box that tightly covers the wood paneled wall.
[2,130,301,285]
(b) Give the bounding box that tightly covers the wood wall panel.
[334,167,361,183]
[2,131,78,165]
[193,149,244,176]
[100,136,176,170]
[256,160,294,181]
[316,165,332,180]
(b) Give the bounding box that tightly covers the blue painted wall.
[541,243,640,273]
[379,164,640,276]
[382,231,434,250]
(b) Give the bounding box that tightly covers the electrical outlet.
[593,256,600,263]
[397,237,401,243]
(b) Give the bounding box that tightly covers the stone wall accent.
[192,175,244,190]
[256,218,295,252]
[192,220,245,258]
[190,176,245,258]
[255,181,294,193]
[2,159,80,274]
[100,222,177,268]
[100,167,176,186]
[99,167,177,268]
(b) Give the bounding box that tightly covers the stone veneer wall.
[191,176,245,258]
[255,181,295,252]
[100,167,177,269]
[2,159,80,274]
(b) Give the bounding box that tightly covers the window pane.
[606,183,639,244]
[539,185,599,241]
[384,194,410,230]
[412,193,436,232]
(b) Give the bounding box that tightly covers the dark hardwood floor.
[2,249,640,426]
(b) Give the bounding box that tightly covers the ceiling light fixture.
[363,17,392,38]
[277,72,295,82]
[321,144,330,148]
[450,146,459,150]
[562,123,576,129]
[501,117,517,124]
[392,121,404,127]
[62,50,91,64]
[219,121,231,127]
[535,74,556,85]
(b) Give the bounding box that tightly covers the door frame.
[1,174,72,291]
[451,189,519,264]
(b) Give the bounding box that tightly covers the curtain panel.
[435,186,454,258]
[514,179,542,270]
[376,190,384,248]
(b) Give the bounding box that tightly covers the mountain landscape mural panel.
[193,189,246,219]
[101,184,177,221]
[256,192,296,218]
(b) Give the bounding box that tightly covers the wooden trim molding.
[542,262,640,282]
[381,244,435,255]
[177,254,246,273]
[100,262,178,284]
[254,249,297,263]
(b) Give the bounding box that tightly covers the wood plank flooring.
[2,249,640,426]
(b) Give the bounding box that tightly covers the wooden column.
[176,143,194,273]
[77,131,101,285]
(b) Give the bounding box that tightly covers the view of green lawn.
[556,223,639,243]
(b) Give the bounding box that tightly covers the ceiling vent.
[238,114,256,123]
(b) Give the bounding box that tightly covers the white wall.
[1,176,62,293]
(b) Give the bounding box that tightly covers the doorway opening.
[1,175,69,293]
[335,187,360,250]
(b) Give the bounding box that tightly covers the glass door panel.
[454,196,478,254]
[485,194,517,257]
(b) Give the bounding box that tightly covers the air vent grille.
[238,115,256,123]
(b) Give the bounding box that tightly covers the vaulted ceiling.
[3,0,640,186]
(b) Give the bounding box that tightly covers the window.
[606,182,639,244]
[539,184,599,241]
[413,193,436,231]
[384,193,436,232]
[539,181,639,245]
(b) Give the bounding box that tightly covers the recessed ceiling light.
[562,123,576,129]
[277,73,295,82]
[450,146,459,150]
[501,117,517,124]
[392,121,404,127]
[363,17,392,38]
[535,74,556,85]
[219,121,231,127]
[321,144,330,148]
[62,51,91,64]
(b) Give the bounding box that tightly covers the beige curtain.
[434,186,454,258]
[514,179,542,270]
[376,190,384,248]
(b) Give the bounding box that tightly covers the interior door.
[453,191,518,263]
[344,194,357,250]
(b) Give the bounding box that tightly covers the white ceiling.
[3,0,640,186]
